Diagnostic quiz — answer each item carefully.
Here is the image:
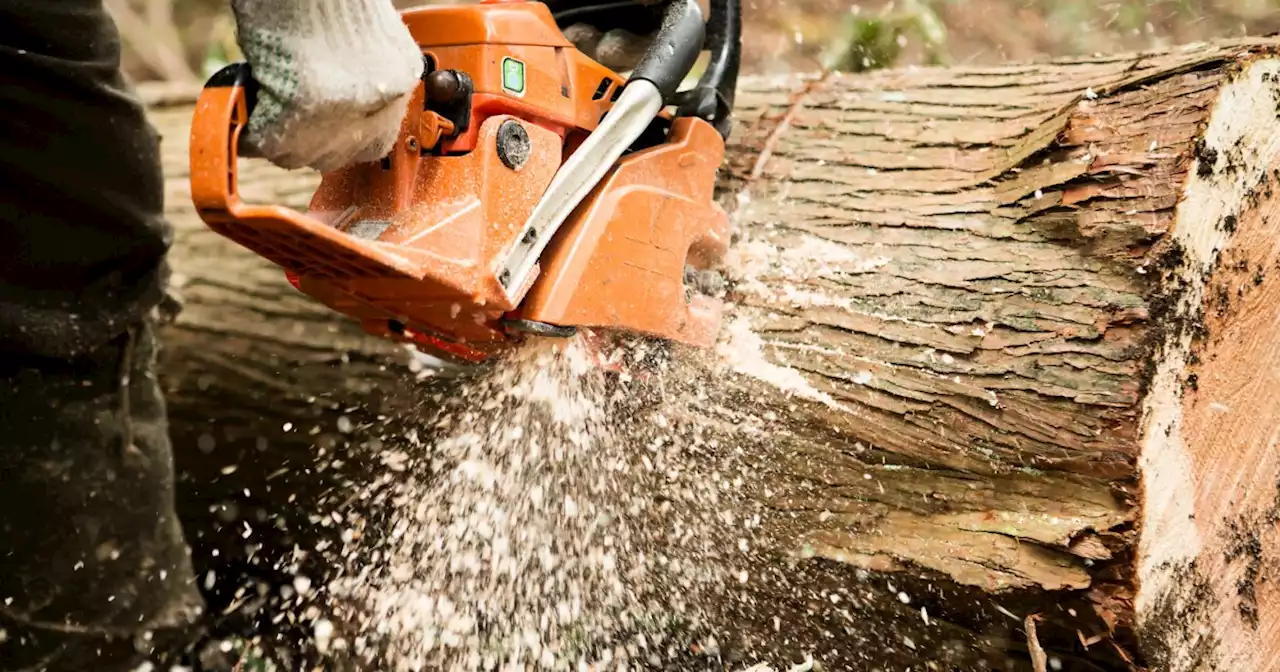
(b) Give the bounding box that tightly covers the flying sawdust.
[314,337,745,671]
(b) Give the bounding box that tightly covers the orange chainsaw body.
[189,0,731,363]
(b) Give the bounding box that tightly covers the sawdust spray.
[317,336,739,670]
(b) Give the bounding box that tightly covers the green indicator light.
[501,57,526,96]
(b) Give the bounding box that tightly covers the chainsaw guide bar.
[189,0,741,365]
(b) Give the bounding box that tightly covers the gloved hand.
[230,0,423,173]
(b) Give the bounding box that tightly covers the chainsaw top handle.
[624,0,705,103]
[548,0,742,138]
[679,0,742,137]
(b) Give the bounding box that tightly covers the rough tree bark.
[143,38,1280,671]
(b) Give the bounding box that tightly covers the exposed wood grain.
[142,38,1280,670]
[1132,59,1280,672]
[1180,184,1280,667]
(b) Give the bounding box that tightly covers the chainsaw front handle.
[189,62,261,221]
[676,0,741,137]
[627,0,705,102]
[546,0,742,138]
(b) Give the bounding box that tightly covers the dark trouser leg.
[0,1,205,669]
[0,323,204,670]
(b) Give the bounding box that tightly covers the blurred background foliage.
[111,0,1280,84]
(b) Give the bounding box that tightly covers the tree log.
[144,38,1280,671]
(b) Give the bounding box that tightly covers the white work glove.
[230,0,424,173]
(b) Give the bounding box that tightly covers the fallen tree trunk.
[145,37,1280,671]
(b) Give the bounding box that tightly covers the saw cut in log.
[142,37,1280,671]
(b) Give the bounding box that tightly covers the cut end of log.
[1136,56,1280,672]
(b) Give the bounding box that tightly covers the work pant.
[0,1,205,669]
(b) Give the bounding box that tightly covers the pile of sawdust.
[314,337,740,670]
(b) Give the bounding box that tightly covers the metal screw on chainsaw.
[496,119,531,170]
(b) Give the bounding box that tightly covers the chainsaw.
[189,0,740,365]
